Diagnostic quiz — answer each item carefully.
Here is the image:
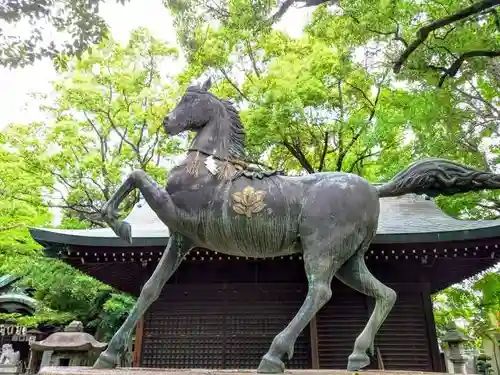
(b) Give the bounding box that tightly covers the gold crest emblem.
[232,186,266,217]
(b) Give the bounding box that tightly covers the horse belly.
[203,213,298,258]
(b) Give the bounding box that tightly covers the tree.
[173,22,414,180]
[0,170,134,339]
[0,143,133,338]
[239,35,407,177]
[0,248,135,340]
[433,269,500,371]
[2,28,183,227]
[0,135,52,249]
[166,0,500,87]
[0,0,129,68]
[0,27,189,337]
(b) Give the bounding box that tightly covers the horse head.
[162,77,246,160]
[162,78,219,136]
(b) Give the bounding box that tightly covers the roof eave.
[31,224,500,248]
[373,225,500,244]
[29,227,168,248]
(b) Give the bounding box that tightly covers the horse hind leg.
[257,227,359,373]
[336,248,397,371]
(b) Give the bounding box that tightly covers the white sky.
[0,0,313,129]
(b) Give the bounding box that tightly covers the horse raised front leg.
[101,170,172,244]
[94,234,191,369]
[336,251,397,371]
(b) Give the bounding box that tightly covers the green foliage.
[433,270,500,349]
[0,30,195,336]
[476,353,494,375]
[0,0,130,68]
[2,28,183,228]
[0,250,134,338]
[165,0,500,185]
[89,293,135,341]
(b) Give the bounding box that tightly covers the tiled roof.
[29,194,500,247]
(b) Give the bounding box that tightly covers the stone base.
[0,364,18,375]
[38,367,449,375]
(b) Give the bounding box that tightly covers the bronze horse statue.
[93,78,500,372]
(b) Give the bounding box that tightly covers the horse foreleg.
[336,251,397,371]
[102,170,172,244]
[93,234,191,369]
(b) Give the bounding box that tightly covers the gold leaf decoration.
[231,186,267,217]
[250,201,265,214]
[232,203,247,216]
[232,192,243,204]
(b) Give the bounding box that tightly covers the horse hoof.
[93,352,117,369]
[347,352,370,371]
[117,221,132,244]
[257,354,285,373]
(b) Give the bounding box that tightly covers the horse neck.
[190,115,238,160]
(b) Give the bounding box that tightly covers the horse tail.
[375,158,500,198]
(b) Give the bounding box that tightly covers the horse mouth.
[162,122,183,136]
[165,127,182,136]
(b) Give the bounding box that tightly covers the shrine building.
[29,194,500,372]
[0,275,53,368]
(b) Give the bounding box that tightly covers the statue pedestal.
[0,364,18,375]
[38,367,449,375]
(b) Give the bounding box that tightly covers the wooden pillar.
[422,286,443,372]
[132,317,144,367]
[309,316,320,369]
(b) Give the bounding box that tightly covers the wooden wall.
[316,286,441,371]
[136,273,442,371]
[140,283,310,369]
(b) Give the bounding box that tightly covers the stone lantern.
[442,321,470,374]
[27,321,106,373]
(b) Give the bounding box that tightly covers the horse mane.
[217,97,246,160]
[187,84,246,160]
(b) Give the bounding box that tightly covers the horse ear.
[201,77,212,91]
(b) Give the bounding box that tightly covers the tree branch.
[437,50,500,87]
[393,0,500,73]
[219,68,250,101]
[318,131,329,171]
[336,127,364,171]
[245,40,261,78]
[347,149,381,174]
[0,223,25,232]
[265,0,296,27]
[349,15,409,48]
[141,127,161,167]
[104,110,140,155]
[455,86,500,117]
[282,139,315,173]
[334,80,345,171]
